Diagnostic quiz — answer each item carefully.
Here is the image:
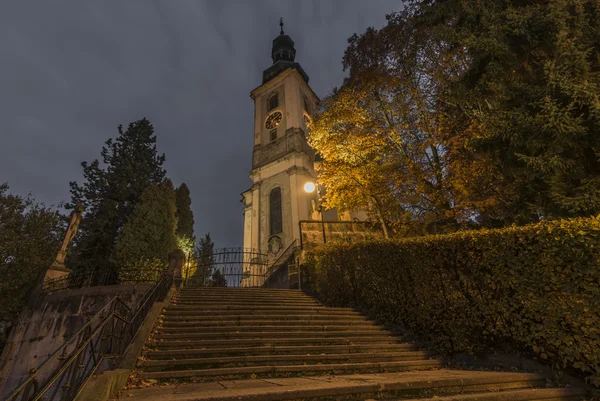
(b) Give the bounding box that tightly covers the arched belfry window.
[269,187,283,235]
[268,94,279,111]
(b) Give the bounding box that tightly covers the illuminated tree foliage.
[310,9,461,236]
[175,183,196,280]
[310,0,600,233]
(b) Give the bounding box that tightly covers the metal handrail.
[262,240,298,284]
[31,315,112,401]
[271,240,297,267]
[4,269,173,401]
[42,268,165,293]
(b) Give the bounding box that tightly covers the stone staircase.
[121,287,587,401]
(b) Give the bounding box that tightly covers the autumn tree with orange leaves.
[310,9,468,236]
[310,0,600,236]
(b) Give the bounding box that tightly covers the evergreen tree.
[193,233,214,286]
[415,0,600,222]
[198,233,215,264]
[0,184,63,350]
[175,183,194,240]
[110,180,177,282]
[69,118,166,274]
[211,269,227,287]
[312,0,600,232]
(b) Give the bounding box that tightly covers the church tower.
[241,20,318,262]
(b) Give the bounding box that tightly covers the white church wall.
[258,170,292,263]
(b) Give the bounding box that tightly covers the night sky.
[0,0,400,248]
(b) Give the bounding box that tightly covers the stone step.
[164,304,355,312]
[161,309,364,317]
[175,290,315,296]
[171,299,324,308]
[137,359,444,380]
[171,299,321,306]
[119,370,554,401]
[144,343,420,359]
[160,313,370,323]
[170,300,322,307]
[176,291,315,299]
[181,287,304,290]
[159,319,375,328]
[146,336,406,349]
[179,288,305,294]
[389,387,587,401]
[154,330,395,341]
[176,291,313,296]
[156,324,385,334]
[137,351,437,371]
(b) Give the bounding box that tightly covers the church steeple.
[242,19,320,268]
[263,18,309,84]
[271,18,296,63]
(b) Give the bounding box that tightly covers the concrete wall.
[0,284,150,398]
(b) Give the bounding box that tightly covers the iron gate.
[189,248,268,288]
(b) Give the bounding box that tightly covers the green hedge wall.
[305,216,600,386]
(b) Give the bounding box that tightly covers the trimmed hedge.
[305,216,600,386]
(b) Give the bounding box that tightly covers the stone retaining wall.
[0,284,150,398]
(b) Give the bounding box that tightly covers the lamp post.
[303,181,326,244]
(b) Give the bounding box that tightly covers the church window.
[270,129,277,141]
[270,187,283,235]
[303,96,309,112]
[268,94,279,111]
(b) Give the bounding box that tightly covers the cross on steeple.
[279,17,284,35]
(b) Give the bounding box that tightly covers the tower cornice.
[250,68,319,103]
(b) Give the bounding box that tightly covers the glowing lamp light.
[304,182,316,193]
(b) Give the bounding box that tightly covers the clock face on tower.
[265,111,283,130]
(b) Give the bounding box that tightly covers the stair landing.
[120,370,584,401]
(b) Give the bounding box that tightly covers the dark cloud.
[0,0,400,248]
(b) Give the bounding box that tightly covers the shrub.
[305,216,600,386]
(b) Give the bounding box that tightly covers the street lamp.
[304,181,326,244]
[303,181,316,194]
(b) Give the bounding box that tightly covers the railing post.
[168,249,186,289]
[321,212,327,244]
[297,257,302,290]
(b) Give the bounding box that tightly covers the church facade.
[240,22,319,264]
